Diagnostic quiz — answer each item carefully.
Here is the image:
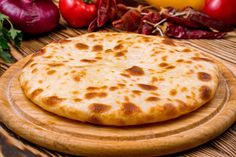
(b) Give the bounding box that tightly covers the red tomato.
[59,0,98,27]
[203,0,236,25]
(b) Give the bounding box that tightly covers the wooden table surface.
[0,1,236,156]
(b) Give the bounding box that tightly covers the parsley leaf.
[9,28,22,47]
[0,13,22,63]
[0,30,13,62]
[0,13,9,21]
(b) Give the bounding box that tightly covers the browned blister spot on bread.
[32,68,38,73]
[95,56,102,60]
[164,103,178,117]
[92,45,103,51]
[166,65,175,70]
[72,91,80,94]
[162,56,167,61]
[80,59,97,63]
[87,86,107,91]
[71,70,76,74]
[132,90,142,95]
[122,103,141,115]
[47,70,56,75]
[115,52,125,57]
[105,49,113,53]
[125,66,144,76]
[198,72,212,82]
[73,76,81,82]
[30,89,43,99]
[88,34,95,38]
[199,86,212,100]
[181,87,187,92]
[48,63,64,67]
[175,99,188,110]
[118,83,126,88]
[159,63,169,67]
[76,43,89,50]
[110,86,118,91]
[185,60,192,64]
[85,92,107,99]
[151,77,158,83]
[145,97,160,101]
[113,44,123,50]
[73,71,86,82]
[176,59,184,63]
[182,48,191,52]
[87,87,100,90]
[30,63,37,67]
[43,96,64,106]
[121,73,130,78]
[73,98,82,102]
[169,89,177,96]
[89,103,111,113]
[142,36,151,42]
[88,116,102,125]
[138,84,158,91]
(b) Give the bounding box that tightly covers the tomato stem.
[83,0,93,4]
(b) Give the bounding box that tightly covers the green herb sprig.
[0,13,22,63]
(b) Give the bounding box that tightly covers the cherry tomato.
[203,0,236,25]
[59,0,98,27]
[145,0,205,11]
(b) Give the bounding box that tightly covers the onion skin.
[0,0,60,34]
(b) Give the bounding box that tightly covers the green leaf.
[0,50,13,63]
[9,28,22,47]
[0,36,9,49]
[9,28,18,39]
[0,44,13,63]
[0,13,9,21]
[1,27,9,39]
[0,13,21,63]
[0,29,9,49]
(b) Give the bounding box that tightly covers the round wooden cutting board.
[0,55,236,156]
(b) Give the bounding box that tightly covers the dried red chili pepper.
[138,12,162,35]
[112,9,141,31]
[116,3,129,18]
[110,0,118,20]
[97,0,110,27]
[165,22,226,39]
[162,12,207,29]
[185,8,232,32]
[88,17,98,32]
[88,0,117,31]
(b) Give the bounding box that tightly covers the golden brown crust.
[125,66,144,76]
[89,103,111,113]
[19,32,219,126]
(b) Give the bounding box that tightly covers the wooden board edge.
[0,56,236,156]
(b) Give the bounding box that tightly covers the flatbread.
[19,32,219,126]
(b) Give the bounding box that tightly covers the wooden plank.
[0,39,236,156]
[0,0,235,155]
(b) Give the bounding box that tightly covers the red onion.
[0,0,60,34]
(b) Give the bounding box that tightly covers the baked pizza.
[19,32,219,126]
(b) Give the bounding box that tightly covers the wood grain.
[0,0,235,155]
[0,47,236,156]
[0,29,236,157]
